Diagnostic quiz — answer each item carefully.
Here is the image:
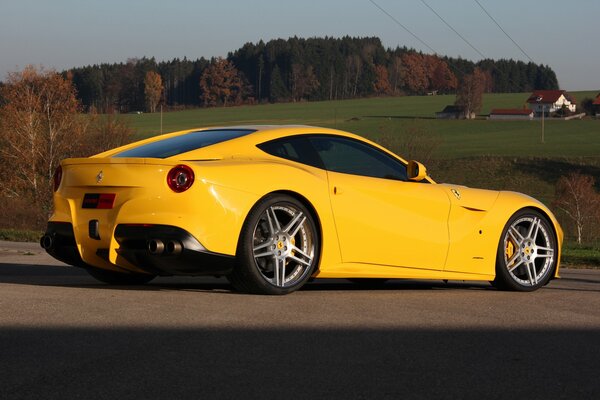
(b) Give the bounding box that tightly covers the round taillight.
[167,165,194,193]
[53,165,62,192]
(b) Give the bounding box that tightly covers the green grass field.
[124,91,600,159]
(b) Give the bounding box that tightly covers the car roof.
[94,124,371,160]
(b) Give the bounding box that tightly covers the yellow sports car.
[41,125,562,294]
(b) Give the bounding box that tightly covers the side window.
[257,136,323,169]
[309,136,407,181]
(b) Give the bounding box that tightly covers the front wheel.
[492,209,557,291]
[228,194,320,295]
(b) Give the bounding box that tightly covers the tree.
[290,64,320,101]
[144,71,162,113]
[85,112,134,156]
[400,53,428,94]
[553,173,600,244]
[454,68,485,118]
[373,65,392,95]
[388,56,405,95]
[345,54,362,97]
[199,57,246,107]
[0,66,86,219]
[580,98,595,116]
[269,65,289,102]
[430,60,457,93]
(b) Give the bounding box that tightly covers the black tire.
[85,267,156,285]
[492,209,557,292]
[228,194,320,295]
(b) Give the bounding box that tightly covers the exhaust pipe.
[147,239,165,255]
[164,240,182,256]
[40,234,54,250]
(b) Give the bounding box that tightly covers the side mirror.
[407,160,427,181]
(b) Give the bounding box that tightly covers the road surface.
[1,241,599,399]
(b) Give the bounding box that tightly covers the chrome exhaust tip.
[40,234,54,250]
[164,240,182,256]
[147,239,165,255]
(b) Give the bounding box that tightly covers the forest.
[65,36,559,113]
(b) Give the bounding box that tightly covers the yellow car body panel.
[46,125,562,283]
[326,171,450,270]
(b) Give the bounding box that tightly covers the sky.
[1,0,598,91]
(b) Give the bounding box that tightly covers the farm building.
[593,94,600,116]
[435,105,475,119]
[526,90,576,115]
[489,108,534,120]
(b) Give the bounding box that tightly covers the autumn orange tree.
[401,53,428,94]
[144,71,162,113]
[430,59,457,93]
[373,65,392,95]
[199,57,247,107]
[0,66,87,220]
[553,173,600,244]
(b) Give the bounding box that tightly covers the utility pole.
[160,104,163,134]
[536,96,545,144]
[541,104,545,143]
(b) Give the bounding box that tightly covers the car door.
[309,135,451,270]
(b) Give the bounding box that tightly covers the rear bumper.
[42,222,235,276]
[113,224,235,276]
[41,222,88,268]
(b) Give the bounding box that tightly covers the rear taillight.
[53,165,62,192]
[167,165,194,193]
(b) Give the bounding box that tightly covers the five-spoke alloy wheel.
[493,209,557,291]
[228,194,320,295]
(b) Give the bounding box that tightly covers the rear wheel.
[85,267,156,285]
[492,209,557,291]
[228,194,319,295]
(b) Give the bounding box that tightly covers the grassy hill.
[124,91,600,159]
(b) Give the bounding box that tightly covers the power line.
[419,0,487,59]
[367,0,474,80]
[473,0,535,63]
[366,0,533,93]
[367,0,438,55]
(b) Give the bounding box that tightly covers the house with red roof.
[526,90,576,115]
[489,108,534,120]
[593,93,600,116]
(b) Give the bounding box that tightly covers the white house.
[526,90,577,115]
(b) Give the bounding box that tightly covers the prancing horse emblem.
[96,170,103,184]
[451,188,461,200]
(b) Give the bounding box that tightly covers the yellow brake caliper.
[506,239,515,260]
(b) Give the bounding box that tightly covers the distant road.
[1,241,599,399]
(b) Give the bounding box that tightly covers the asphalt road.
[1,240,599,399]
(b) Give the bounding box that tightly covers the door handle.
[333,186,343,195]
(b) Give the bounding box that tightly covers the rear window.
[113,129,255,158]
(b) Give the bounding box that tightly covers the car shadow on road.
[2,263,598,293]
[0,326,598,399]
[0,263,499,293]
